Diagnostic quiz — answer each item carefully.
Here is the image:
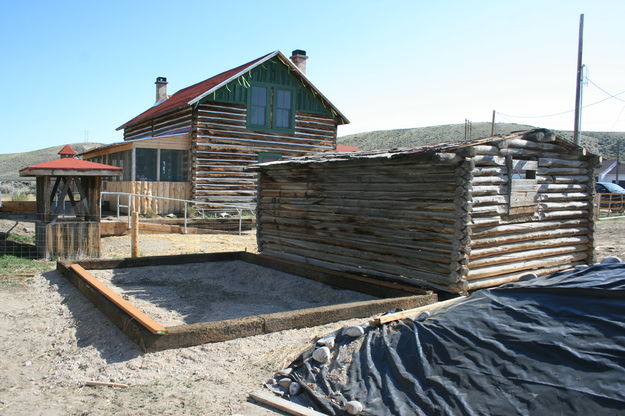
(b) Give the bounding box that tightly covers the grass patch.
[7,234,35,244]
[0,255,54,288]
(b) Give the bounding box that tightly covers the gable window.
[247,85,294,131]
[249,86,268,127]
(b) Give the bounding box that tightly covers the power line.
[497,89,625,120]
[587,78,625,103]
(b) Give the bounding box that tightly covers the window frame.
[246,82,295,133]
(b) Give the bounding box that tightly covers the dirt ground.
[0,218,624,415]
[90,260,374,326]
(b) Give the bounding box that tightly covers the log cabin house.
[254,129,601,294]
[82,50,348,213]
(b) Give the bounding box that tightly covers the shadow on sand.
[41,269,144,363]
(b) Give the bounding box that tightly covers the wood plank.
[248,391,327,416]
[68,264,168,335]
[371,296,466,325]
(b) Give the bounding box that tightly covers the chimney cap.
[291,49,307,57]
[155,77,168,84]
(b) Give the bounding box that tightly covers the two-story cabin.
[83,50,348,213]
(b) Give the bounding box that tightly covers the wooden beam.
[371,296,466,326]
[68,264,168,335]
[248,391,327,416]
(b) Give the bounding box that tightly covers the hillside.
[0,143,103,180]
[338,122,625,160]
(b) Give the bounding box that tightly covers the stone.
[23,361,32,367]
[345,400,364,415]
[312,346,331,363]
[317,336,335,349]
[416,311,430,321]
[276,368,292,377]
[277,378,292,388]
[601,256,622,264]
[289,381,301,396]
[344,326,365,338]
[518,273,538,282]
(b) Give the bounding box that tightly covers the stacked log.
[192,102,337,207]
[464,132,596,290]
[258,156,460,291]
[257,130,598,293]
[124,107,193,141]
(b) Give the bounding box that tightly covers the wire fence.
[0,216,39,259]
[0,180,37,207]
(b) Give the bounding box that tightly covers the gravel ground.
[100,231,259,258]
[1,218,624,415]
[90,260,374,326]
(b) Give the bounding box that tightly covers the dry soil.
[1,219,624,415]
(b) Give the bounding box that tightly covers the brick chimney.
[290,50,308,74]
[155,77,168,103]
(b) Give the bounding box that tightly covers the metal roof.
[118,51,348,130]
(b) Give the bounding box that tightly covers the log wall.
[257,131,598,294]
[124,107,194,141]
[192,102,337,207]
[464,133,596,290]
[257,157,460,291]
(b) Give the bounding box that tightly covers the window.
[507,157,538,215]
[136,148,158,181]
[258,152,282,163]
[249,86,268,127]
[160,150,188,182]
[247,85,294,131]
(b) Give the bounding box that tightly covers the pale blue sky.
[1,0,624,153]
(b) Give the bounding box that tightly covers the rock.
[289,381,301,396]
[166,213,176,218]
[345,400,364,415]
[344,326,365,338]
[416,311,430,321]
[276,368,292,377]
[312,346,331,363]
[277,378,292,388]
[23,361,32,367]
[601,256,622,264]
[317,336,335,349]
[518,273,538,282]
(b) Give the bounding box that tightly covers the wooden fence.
[596,193,625,219]
[103,181,191,215]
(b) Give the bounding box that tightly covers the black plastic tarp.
[292,263,625,415]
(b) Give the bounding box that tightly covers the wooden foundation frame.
[57,252,437,352]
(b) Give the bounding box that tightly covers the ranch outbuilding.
[254,129,601,293]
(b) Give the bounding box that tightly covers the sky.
[1,0,624,154]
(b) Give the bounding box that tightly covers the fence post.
[116,194,120,219]
[127,194,132,227]
[131,210,139,258]
[184,202,188,234]
[238,209,242,236]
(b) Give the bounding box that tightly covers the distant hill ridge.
[338,122,625,160]
[0,143,103,180]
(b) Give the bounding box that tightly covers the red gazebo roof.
[58,144,78,156]
[19,145,123,177]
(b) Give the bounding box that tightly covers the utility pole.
[490,110,496,136]
[617,140,621,185]
[573,14,584,145]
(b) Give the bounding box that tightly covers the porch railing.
[100,191,255,235]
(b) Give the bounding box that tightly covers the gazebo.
[19,145,122,259]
